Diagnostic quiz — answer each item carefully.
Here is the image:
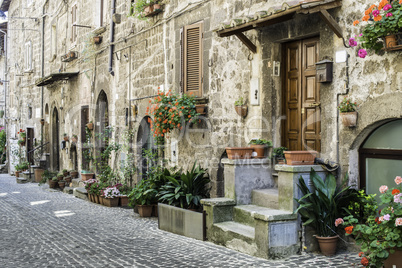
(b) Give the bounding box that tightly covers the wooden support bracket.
[235,32,257,54]
[318,9,343,39]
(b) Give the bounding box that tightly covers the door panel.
[284,37,320,152]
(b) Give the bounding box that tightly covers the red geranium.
[345,226,354,234]
[392,189,400,195]
[361,257,369,266]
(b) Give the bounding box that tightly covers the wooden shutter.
[182,23,203,97]
[81,106,89,169]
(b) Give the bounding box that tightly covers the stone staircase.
[203,189,298,259]
[201,160,327,260]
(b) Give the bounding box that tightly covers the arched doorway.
[95,91,109,172]
[137,116,156,180]
[51,107,60,171]
[359,120,402,195]
[44,104,50,153]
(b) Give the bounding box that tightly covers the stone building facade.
[0,0,401,197]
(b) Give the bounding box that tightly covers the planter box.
[284,151,317,165]
[61,51,77,62]
[138,205,153,217]
[119,196,129,207]
[102,197,119,207]
[225,147,253,159]
[34,168,45,183]
[158,203,205,241]
[340,111,357,127]
[81,173,94,181]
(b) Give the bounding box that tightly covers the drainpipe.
[0,29,7,170]
[108,0,116,76]
[41,6,45,151]
[336,53,350,177]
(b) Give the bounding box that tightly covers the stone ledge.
[16,178,28,184]
[63,187,74,194]
[274,164,324,173]
[73,187,88,201]
[201,198,236,206]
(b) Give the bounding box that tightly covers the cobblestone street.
[0,174,361,267]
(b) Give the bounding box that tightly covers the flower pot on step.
[70,171,78,178]
[49,180,57,189]
[225,147,253,159]
[284,151,317,165]
[58,181,66,191]
[81,173,94,181]
[137,205,153,217]
[249,144,270,159]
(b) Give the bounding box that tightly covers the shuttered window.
[181,23,203,97]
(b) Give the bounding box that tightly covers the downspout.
[108,0,116,76]
[336,53,350,177]
[0,29,7,170]
[41,6,45,150]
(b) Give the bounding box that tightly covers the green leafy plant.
[294,169,358,237]
[52,177,58,182]
[234,97,245,106]
[338,97,358,113]
[39,170,56,185]
[346,189,378,224]
[0,127,6,164]
[272,147,288,159]
[147,90,199,144]
[128,179,158,206]
[158,162,210,210]
[351,0,402,54]
[249,139,273,146]
[341,175,402,267]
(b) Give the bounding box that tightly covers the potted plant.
[284,150,318,165]
[272,146,288,164]
[70,169,78,178]
[63,133,69,141]
[130,0,164,19]
[18,139,25,147]
[58,180,66,191]
[225,147,254,159]
[19,130,26,141]
[100,186,121,207]
[57,172,64,181]
[294,169,357,256]
[117,184,132,207]
[62,169,69,177]
[341,175,402,267]
[234,97,248,118]
[350,0,402,55]
[49,177,58,189]
[14,164,21,177]
[146,90,199,145]
[81,170,94,181]
[248,139,273,159]
[64,175,72,184]
[128,179,158,217]
[338,97,358,127]
[86,121,94,130]
[19,161,29,171]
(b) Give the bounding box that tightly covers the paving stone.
[0,174,361,267]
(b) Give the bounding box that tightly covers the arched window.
[359,120,402,195]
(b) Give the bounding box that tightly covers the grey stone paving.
[0,174,361,267]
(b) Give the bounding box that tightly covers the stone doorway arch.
[51,107,59,171]
[95,90,109,172]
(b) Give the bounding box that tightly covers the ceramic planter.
[81,173,94,181]
[249,144,269,159]
[58,181,66,191]
[70,171,78,178]
[195,104,207,115]
[225,147,254,159]
[119,196,129,207]
[64,176,72,184]
[49,180,57,189]
[340,111,357,127]
[385,34,397,48]
[15,171,20,177]
[284,151,317,165]
[234,105,248,118]
[102,197,119,207]
[34,168,44,183]
[315,235,338,256]
[137,205,153,217]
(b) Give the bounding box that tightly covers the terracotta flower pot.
[137,205,153,217]
[284,151,317,165]
[102,197,119,207]
[315,235,338,256]
[340,111,357,127]
[384,34,397,48]
[249,144,268,159]
[64,176,72,184]
[34,169,45,183]
[15,171,20,177]
[119,196,129,207]
[234,105,248,118]
[70,171,78,178]
[49,180,57,189]
[81,173,94,181]
[384,249,402,268]
[86,123,93,130]
[58,181,66,191]
[225,147,254,159]
[195,104,207,115]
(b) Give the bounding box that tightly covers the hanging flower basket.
[234,105,248,118]
[86,122,94,130]
[340,111,358,127]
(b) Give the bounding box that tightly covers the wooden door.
[26,128,34,164]
[284,38,321,152]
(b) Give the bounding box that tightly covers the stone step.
[251,188,279,209]
[63,187,74,194]
[234,205,297,222]
[214,221,255,240]
[73,187,88,201]
[71,178,85,188]
[16,177,28,184]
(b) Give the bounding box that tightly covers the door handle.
[308,102,321,107]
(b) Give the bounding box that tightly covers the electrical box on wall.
[250,78,260,106]
[315,59,333,83]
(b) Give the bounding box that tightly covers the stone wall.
[3,0,402,195]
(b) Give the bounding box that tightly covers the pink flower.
[395,218,402,227]
[379,185,388,193]
[386,12,393,17]
[349,38,358,47]
[335,218,344,227]
[358,49,367,58]
[394,193,402,203]
[383,4,392,11]
[372,9,380,17]
[395,176,402,185]
[379,216,384,222]
[383,214,390,221]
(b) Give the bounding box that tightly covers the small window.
[71,4,77,44]
[25,41,32,71]
[180,22,203,97]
